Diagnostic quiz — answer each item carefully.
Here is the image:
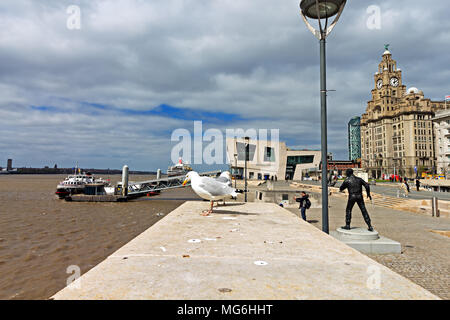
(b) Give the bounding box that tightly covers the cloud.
[0,0,448,170]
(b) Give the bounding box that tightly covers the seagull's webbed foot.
[201,210,213,216]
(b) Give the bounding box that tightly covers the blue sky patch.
[31,105,62,112]
[32,101,248,124]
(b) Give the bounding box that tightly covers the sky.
[0,0,449,171]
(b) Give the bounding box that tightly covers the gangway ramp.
[126,170,222,197]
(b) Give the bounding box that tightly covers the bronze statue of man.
[339,169,374,231]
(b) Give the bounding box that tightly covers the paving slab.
[52,202,439,300]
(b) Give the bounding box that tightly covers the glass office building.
[348,117,361,161]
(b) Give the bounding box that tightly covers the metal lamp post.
[299,0,346,234]
[244,137,250,202]
[234,153,238,189]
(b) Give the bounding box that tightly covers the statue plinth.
[331,227,401,254]
[336,227,379,241]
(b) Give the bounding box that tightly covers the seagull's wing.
[215,176,230,184]
[199,177,234,197]
[215,175,232,187]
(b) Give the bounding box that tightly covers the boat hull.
[55,186,85,199]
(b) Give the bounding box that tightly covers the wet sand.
[0,174,200,300]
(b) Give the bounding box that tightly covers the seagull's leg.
[201,201,214,216]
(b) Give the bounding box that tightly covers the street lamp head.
[299,0,346,40]
[300,0,345,19]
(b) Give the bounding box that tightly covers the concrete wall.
[255,189,321,209]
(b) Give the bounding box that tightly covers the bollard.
[435,197,440,218]
[431,197,440,217]
[157,169,161,180]
[122,165,129,197]
[431,197,435,217]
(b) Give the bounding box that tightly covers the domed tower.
[360,46,444,179]
[365,45,406,116]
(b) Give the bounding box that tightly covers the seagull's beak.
[182,179,188,186]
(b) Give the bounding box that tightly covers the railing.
[126,170,223,197]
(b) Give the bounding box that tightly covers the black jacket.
[339,176,371,197]
[296,195,309,209]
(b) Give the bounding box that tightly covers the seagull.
[215,171,232,187]
[183,171,238,216]
[215,171,233,206]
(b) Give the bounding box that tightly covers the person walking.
[416,179,421,192]
[294,191,311,222]
[400,181,409,198]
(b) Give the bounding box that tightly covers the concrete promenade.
[53,202,438,300]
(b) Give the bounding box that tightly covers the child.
[294,192,311,221]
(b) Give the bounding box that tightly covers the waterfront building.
[348,116,362,161]
[328,160,361,176]
[226,138,321,181]
[360,48,447,179]
[432,110,450,177]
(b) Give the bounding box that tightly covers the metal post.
[299,0,347,235]
[157,169,161,180]
[432,197,440,217]
[320,37,329,234]
[436,198,440,217]
[234,154,238,189]
[245,144,248,202]
[122,165,129,197]
[431,196,436,217]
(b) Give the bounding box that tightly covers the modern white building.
[432,109,450,177]
[226,137,321,181]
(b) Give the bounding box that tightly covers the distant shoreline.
[0,168,158,175]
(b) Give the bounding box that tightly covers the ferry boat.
[167,158,192,177]
[55,170,111,199]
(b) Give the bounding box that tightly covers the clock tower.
[360,47,446,179]
[370,46,406,112]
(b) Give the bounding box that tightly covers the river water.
[0,174,199,299]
